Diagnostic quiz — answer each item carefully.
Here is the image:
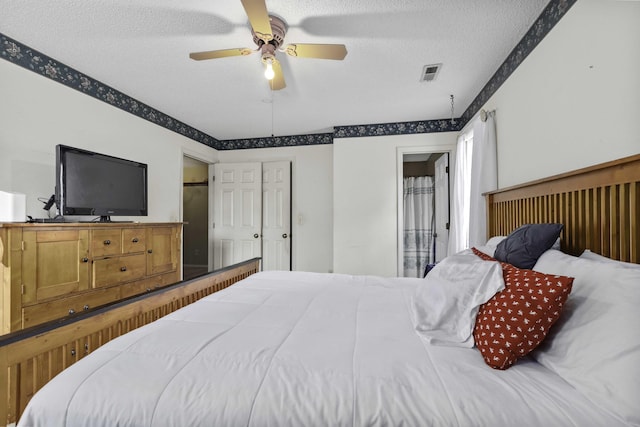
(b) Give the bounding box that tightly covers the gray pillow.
[494,223,564,269]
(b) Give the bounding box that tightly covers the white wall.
[333,133,457,276]
[0,60,218,222]
[217,144,333,273]
[481,0,640,188]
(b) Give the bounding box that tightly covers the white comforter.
[19,271,625,427]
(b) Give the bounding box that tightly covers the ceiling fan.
[189,0,348,90]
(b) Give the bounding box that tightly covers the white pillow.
[473,236,506,257]
[580,249,640,271]
[412,249,504,348]
[532,250,640,425]
[485,235,507,246]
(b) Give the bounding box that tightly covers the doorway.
[397,149,450,277]
[182,156,210,280]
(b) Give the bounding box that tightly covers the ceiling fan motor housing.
[253,15,287,49]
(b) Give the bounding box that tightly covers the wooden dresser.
[0,222,182,334]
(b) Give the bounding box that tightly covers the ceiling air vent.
[420,63,442,82]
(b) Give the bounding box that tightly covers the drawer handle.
[147,249,153,254]
[104,239,111,245]
[71,348,76,357]
[132,237,139,243]
[120,266,127,272]
[81,257,89,263]
[146,288,152,292]
[68,308,76,315]
[83,304,90,311]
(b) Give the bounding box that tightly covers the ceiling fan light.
[264,60,275,80]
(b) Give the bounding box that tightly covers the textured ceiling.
[0,0,550,141]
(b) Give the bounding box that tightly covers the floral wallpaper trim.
[333,119,460,139]
[333,0,577,138]
[0,32,222,149]
[1,0,576,149]
[457,0,578,127]
[221,133,333,150]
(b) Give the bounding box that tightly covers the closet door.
[262,161,291,271]
[212,163,263,269]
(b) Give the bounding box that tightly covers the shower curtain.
[403,176,435,277]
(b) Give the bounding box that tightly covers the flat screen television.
[56,144,148,222]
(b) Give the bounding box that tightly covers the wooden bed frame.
[1,154,638,426]
[486,154,639,263]
[0,258,260,426]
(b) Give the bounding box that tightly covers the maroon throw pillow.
[471,248,574,370]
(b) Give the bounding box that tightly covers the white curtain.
[448,112,498,255]
[403,176,435,277]
[469,113,498,248]
[448,133,472,255]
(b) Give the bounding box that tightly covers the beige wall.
[333,133,457,276]
[480,0,640,188]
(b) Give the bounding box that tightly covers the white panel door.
[262,161,291,271]
[434,154,450,262]
[212,162,262,269]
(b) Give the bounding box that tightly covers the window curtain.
[448,133,472,255]
[468,113,498,248]
[448,112,498,255]
[403,176,435,277]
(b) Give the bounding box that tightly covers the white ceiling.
[0,0,550,141]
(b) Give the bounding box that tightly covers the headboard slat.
[486,154,640,262]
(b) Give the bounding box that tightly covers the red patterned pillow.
[471,248,574,370]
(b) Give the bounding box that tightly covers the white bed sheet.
[19,271,627,427]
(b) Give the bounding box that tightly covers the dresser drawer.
[92,229,122,257]
[93,253,146,287]
[122,228,146,254]
[22,287,120,328]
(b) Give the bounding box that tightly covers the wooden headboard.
[486,154,640,263]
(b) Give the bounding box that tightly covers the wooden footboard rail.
[486,154,640,262]
[0,258,260,426]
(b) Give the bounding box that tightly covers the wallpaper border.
[221,133,333,150]
[1,0,576,149]
[1,32,222,150]
[333,0,577,138]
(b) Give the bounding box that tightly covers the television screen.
[56,145,148,221]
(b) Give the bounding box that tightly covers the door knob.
[282,233,288,239]
[253,233,259,239]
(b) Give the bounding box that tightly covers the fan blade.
[189,48,253,61]
[285,44,347,60]
[269,59,286,91]
[240,0,273,42]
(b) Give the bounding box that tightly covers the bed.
[3,154,640,427]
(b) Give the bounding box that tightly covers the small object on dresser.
[0,190,26,222]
